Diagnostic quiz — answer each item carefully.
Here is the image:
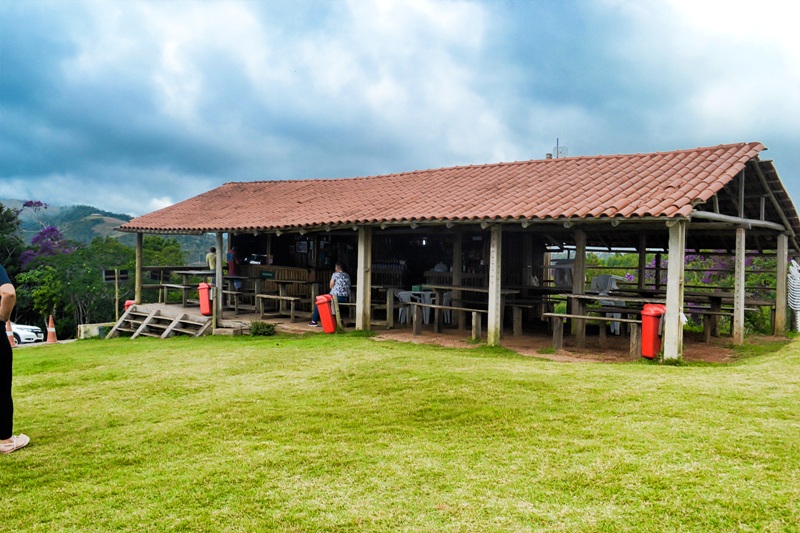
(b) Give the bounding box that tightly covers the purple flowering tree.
[19,225,76,267]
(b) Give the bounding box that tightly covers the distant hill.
[0,199,133,243]
[1,199,214,263]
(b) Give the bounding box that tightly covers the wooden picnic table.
[350,285,401,328]
[169,269,216,306]
[260,279,318,319]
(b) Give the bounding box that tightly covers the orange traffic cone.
[46,315,57,343]
[6,321,16,348]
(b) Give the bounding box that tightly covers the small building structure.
[119,142,800,360]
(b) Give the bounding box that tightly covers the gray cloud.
[1,0,798,216]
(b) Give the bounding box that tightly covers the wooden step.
[106,305,213,339]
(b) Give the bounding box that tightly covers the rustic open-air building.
[119,141,800,360]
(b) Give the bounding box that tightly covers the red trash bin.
[198,282,212,316]
[641,303,667,358]
[315,294,336,333]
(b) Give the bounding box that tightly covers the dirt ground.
[370,327,738,363]
[261,317,745,364]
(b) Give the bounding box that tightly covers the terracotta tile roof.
[120,142,775,234]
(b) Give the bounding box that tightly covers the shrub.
[249,321,276,337]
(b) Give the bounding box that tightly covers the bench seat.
[407,301,487,339]
[543,312,642,355]
[255,294,309,322]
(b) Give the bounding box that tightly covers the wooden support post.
[332,297,344,332]
[355,226,372,331]
[599,322,607,348]
[135,232,143,304]
[487,225,503,346]
[733,227,746,345]
[386,289,395,329]
[512,306,522,337]
[552,317,564,350]
[703,315,712,343]
[412,305,423,335]
[663,220,686,361]
[215,232,224,324]
[709,297,721,337]
[629,323,641,357]
[638,234,647,290]
[452,230,465,331]
[775,233,788,335]
[211,284,217,334]
[471,311,482,341]
[573,229,587,347]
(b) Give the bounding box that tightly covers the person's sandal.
[0,434,30,454]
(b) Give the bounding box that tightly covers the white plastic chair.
[592,275,627,335]
[598,291,624,335]
[396,291,419,325]
[590,274,621,293]
[441,291,453,324]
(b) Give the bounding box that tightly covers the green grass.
[3,334,800,532]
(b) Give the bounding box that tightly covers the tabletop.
[175,269,216,277]
[421,284,520,296]
[569,294,665,305]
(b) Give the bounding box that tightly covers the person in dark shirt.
[0,265,29,454]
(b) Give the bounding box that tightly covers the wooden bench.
[407,301,488,340]
[334,302,359,326]
[683,309,736,342]
[255,294,307,322]
[504,299,564,336]
[323,299,398,329]
[543,312,642,356]
[222,290,246,315]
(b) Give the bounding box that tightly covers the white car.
[11,323,44,344]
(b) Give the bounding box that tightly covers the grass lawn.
[2,333,800,532]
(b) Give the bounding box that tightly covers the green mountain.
[5,201,133,243]
[2,199,214,264]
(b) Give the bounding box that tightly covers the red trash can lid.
[641,303,667,316]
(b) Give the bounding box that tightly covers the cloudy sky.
[2,0,799,217]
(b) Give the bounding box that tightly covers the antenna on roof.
[553,138,568,159]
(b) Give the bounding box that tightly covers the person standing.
[205,246,217,271]
[0,265,29,455]
[309,262,351,327]
[227,245,242,289]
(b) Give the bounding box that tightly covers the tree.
[15,266,63,323]
[15,237,136,335]
[143,235,185,266]
[19,225,76,268]
[0,203,25,276]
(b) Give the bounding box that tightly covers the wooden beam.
[487,225,502,346]
[663,221,686,361]
[690,211,785,232]
[751,160,794,236]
